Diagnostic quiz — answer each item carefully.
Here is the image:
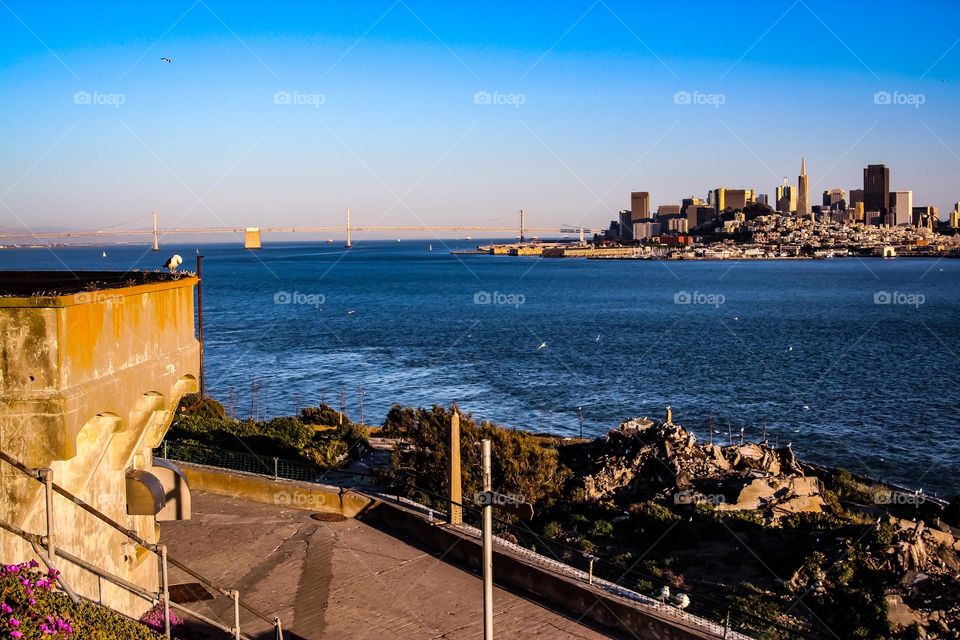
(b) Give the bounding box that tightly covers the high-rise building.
[630,192,650,223]
[713,188,755,212]
[849,189,864,209]
[889,191,913,226]
[618,209,633,242]
[756,194,769,206]
[854,202,865,224]
[797,158,810,218]
[912,205,938,230]
[822,188,846,210]
[863,164,890,225]
[775,179,796,214]
[656,204,682,219]
[950,203,960,228]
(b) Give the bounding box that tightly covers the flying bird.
[163,254,183,271]
[595,334,601,342]
[537,341,547,351]
[160,57,173,63]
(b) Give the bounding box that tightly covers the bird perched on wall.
[163,254,183,271]
[160,57,173,63]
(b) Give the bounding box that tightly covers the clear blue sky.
[2,0,959,236]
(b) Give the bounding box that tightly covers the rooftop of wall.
[0,271,197,307]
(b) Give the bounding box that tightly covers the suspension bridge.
[3,209,602,249]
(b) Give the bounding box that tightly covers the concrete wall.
[176,463,376,518]
[0,277,199,618]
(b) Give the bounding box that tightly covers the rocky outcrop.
[569,418,824,519]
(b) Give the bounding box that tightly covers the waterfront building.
[890,191,913,226]
[633,221,661,239]
[630,192,650,223]
[797,158,810,218]
[863,164,890,225]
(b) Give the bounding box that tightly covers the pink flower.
[11,631,22,638]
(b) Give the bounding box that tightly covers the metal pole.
[273,457,279,481]
[577,406,584,439]
[481,439,493,640]
[196,254,206,400]
[160,545,171,639]
[232,590,241,640]
[723,610,730,639]
[274,617,284,640]
[39,469,55,564]
[588,557,594,585]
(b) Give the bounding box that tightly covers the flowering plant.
[0,561,73,637]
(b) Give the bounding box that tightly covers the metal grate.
[309,512,347,522]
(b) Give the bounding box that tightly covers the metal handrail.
[0,449,282,638]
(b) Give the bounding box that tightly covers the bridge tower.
[152,209,160,251]
[345,208,352,248]
[519,208,524,242]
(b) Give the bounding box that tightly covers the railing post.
[232,590,241,640]
[159,545,171,639]
[274,616,284,640]
[273,457,279,481]
[39,468,55,564]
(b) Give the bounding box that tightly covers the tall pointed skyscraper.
[797,158,810,218]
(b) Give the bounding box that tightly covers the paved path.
[162,492,616,639]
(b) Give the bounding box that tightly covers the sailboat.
[428,244,433,251]
[101,251,107,258]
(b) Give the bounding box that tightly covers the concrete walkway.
[161,492,616,639]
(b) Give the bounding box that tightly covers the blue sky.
[2,0,959,237]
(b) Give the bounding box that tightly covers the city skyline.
[2,1,960,237]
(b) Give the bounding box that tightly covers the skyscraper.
[797,158,810,218]
[630,192,650,223]
[889,191,913,226]
[775,179,796,213]
[863,164,890,226]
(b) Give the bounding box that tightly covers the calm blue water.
[3,241,959,496]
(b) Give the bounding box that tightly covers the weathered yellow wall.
[178,463,376,518]
[0,277,199,618]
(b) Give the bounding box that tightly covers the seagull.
[802,405,810,411]
[163,254,183,271]
[347,309,356,315]
[537,341,547,351]
[595,334,601,342]
[733,316,740,321]
[787,346,793,352]
[160,57,173,63]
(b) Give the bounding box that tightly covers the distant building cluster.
[605,161,960,251]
